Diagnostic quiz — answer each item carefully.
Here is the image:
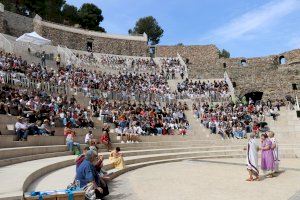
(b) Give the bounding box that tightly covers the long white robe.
[270,137,279,172]
[247,138,259,175]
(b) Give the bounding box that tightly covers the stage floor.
[106,158,300,200]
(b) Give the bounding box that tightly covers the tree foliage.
[130,16,164,45]
[78,3,105,32]
[218,49,231,58]
[0,0,105,31]
[62,4,79,25]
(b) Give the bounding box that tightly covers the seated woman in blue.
[76,150,109,199]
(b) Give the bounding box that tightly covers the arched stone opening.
[244,91,263,104]
[279,56,286,65]
[241,59,247,67]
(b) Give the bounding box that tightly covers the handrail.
[177,53,189,78]
[0,33,13,52]
[224,71,236,103]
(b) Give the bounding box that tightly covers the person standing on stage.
[245,133,260,181]
[268,131,279,173]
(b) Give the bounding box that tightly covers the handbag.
[82,182,96,200]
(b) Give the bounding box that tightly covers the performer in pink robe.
[260,133,275,177]
[268,131,279,173]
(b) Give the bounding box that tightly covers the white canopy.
[16,32,51,45]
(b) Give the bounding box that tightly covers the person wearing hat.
[15,116,29,141]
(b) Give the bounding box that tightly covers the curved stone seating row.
[0,131,231,148]
[27,144,300,194]
[0,139,247,167]
[0,137,297,164]
[0,142,299,200]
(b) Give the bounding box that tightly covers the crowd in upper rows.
[194,99,283,139]
[177,79,230,101]
[0,51,186,100]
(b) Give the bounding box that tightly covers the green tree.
[78,3,105,32]
[130,16,164,45]
[62,4,79,25]
[218,49,230,58]
[19,0,47,17]
[0,0,18,12]
[44,0,66,23]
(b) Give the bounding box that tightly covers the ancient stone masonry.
[155,44,300,100]
[1,5,300,100]
[33,18,148,56]
[2,10,33,36]
[220,50,300,100]
[156,45,220,79]
[0,4,4,33]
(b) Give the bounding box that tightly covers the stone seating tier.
[0,142,299,200]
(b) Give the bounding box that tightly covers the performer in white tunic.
[246,133,260,181]
[268,131,279,173]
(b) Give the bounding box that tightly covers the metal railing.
[0,33,13,52]
[177,53,188,78]
[224,71,236,103]
[2,72,69,95]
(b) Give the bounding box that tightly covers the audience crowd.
[177,79,230,101]
[194,99,284,139]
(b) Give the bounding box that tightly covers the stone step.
[0,151,72,168]
[1,144,298,199]
[0,145,68,160]
[27,146,300,194]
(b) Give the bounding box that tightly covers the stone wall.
[218,50,300,100]
[33,19,148,56]
[156,45,219,62]
[0,3,4,33]
[156,45,220,79]
[3,11,33,36]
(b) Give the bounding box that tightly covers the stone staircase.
[265,107,300,140]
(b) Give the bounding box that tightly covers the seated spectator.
[109,147,125,170]
[85,130,94,145]
[37,119,54,136]
[76,150,109,199]
[123,126,134,143]
[64,122,75,136]
[100,131,111,151]
[15,116,29,141]
[75,146,91,168]
[115,125,125,144]
[65,124,81,155]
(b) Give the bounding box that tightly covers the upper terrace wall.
[156,45,219,62]
[0,3,148,56]
[33,16,148,56]
[155,45,220,79]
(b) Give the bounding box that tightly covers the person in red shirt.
[100,131,112,152]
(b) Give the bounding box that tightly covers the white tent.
[16,32,51,45]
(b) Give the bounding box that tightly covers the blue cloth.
[76,159,99,188]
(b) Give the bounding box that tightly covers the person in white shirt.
[15,116,29,141]
[85,130,94,145]
[115,126,125,143]
[132,125,144,143]
[124,126,134,143]
[245,133,259,181]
